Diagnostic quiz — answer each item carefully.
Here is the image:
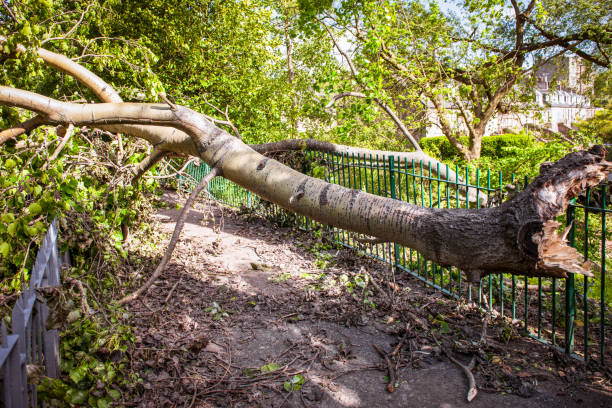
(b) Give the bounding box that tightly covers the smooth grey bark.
[252,139,484,205]
[1,86,609,282]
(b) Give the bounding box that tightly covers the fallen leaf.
[204,342,224,354]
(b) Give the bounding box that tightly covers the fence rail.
[178,150,611,367]
[0,218,64,407]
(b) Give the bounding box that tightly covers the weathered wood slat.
[0,218,64,407]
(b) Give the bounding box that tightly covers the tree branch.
[318,19,422,151]
[131,148,170,184]
[34,47,198,155]
[46,124,75,163]
[119,166,222,304]
[0,116,46,145]
[523,16,611,67]
[1,0,18,23]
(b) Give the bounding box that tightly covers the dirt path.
[125,191,612,407]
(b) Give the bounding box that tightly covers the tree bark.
[1,86,609,282]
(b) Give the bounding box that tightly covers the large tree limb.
[32,47,199,155]
[1,86,609,282]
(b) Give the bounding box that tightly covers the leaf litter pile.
[123,190,612,407]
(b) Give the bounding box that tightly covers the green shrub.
[418,133,576,179]
[419,133,533,163]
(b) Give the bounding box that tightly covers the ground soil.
[124,190,612,408]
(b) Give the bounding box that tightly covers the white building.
[424,56,599,137]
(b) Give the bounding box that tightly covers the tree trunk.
[2,86,609,282]
[467,126,484,161]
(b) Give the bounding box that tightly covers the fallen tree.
[0,48,610,294]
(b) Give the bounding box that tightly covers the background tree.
[298,0,611,160]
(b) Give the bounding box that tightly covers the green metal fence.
[178,151,611,366]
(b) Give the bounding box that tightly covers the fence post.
[1,321,26,407]
[565,202,576,355]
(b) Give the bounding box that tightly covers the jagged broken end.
[533,220,595,279]
[467,386,478,402]
[532,145,612,220]
[526,146,610,279]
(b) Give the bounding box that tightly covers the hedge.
[419,134,533,162]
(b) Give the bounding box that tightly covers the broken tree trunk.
[1,86,610,282]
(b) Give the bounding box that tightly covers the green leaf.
[69,363,89,384]
[260,362,280,372]
[67,309,81,324]
[1,213,15,223]
[9,222,20,236]
[0,242,10,258]
[66,388,89,404]
[28,202,42,216]
[97,397,112,408]
[283,374,304,392]
[108,389,121,400]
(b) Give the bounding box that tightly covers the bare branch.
[119,166,222,305]
[202,97,241,139]
[2,0,18,23]
[60,2,95,42]
[46,124,75,163]
[131,148,169,184]
[0,116,46,146]
[325,91,367,108]
[144,157,197,180]
[523,16,611,67]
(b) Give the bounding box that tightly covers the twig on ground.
[186,384,198,408]
[64,276,93,315]
[373,344,396,393]
[479,309,491,346]
[163,278,182,306]
[446,350,477,402]
[403,310,428,332]
[361,266,389,302]
[392,323,411,357]
[430,308,491,402]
